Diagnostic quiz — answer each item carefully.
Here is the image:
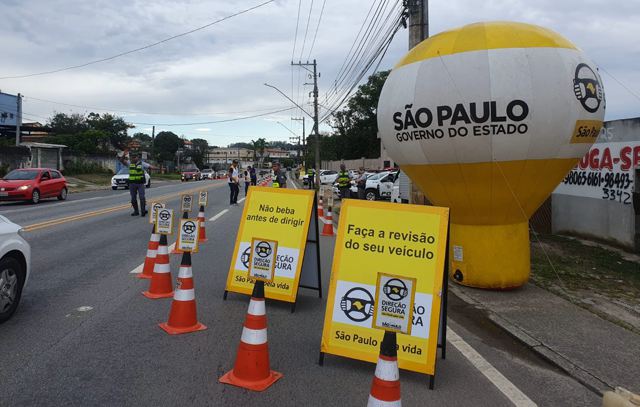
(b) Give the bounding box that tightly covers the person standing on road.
[120,152,153,216]
[243,168,251,195]
[249,165,257,186]
[356,167,367,200]
[228,160,240,205]
[337,163,351,200]
[271,161,287,188]
[307,167,316,189]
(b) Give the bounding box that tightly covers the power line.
[0,0,275,80]
[322,1,402,114]
[298,0,315,61]
[130,107,296,126]
[22,95,290,116]
[307,0,327,59]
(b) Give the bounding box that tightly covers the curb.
[449,284,612,396]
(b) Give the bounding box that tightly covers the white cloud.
[0,0,637,147]
[195,128,211,132]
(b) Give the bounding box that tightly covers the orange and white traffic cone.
[139,224,159,279]
[321,207,334,236]
[219,280,282,391]
[368,331,402,407]
[143,234,174,299]
[318,196,324,219]
[159,252,207,334]
[171,211,189,255]
[197,205,208,243]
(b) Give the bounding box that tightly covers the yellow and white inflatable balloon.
[377,22,605,289]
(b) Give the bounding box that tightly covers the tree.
[49,112,88,135]
[154,131,182,162]
[132,132,152,149]
[86,112,132,150]
[189,138,209,168]
[328,70,389,159]
[251,138,268,166]
[228,142,252,149]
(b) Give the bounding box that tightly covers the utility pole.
[15,93,22,146]
[291,59,320,189]
[405,0,428,204]
[151,125,155,161]
[292,116,305,167]
[407,0,428,49]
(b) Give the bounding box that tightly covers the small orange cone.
[219,280,282,391]
[197,205,208,243]
[143,234,174,299]
[139,224,160,279]
[321,207,334,236]
[318,196,324,219]
[368,331,402,407]
[171,211,189,255]
[159,252,207,334]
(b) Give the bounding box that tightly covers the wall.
[62,154,117,173]
[552,117,640,250]
[321,158,387,171]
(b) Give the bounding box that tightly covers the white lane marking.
[448,327,537,407]
[209,209,229,222]
[288,179,298,189]
[130,242,176,273]
[238,197,246,203]
[76,306,93,312]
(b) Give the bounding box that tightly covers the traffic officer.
[337,163,351,199]
[272,161,287,188]
[125,152,152,216]
[307,166,316,189]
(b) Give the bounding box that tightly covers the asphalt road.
[0,180,600,406]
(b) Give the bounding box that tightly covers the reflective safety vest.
[129,162,144,184]
[307,169,315,176]
[337,170,350,187]
[272,181,280,188]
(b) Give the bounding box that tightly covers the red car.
[0,168,68,204]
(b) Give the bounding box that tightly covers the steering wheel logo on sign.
[159,211,171,221]
[255,241,273,258]
[383,278,409,302]
[182,221,197,234]
[340,287,374,322]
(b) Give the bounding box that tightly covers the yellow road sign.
[225,187,315,303]
[320,199,449,375]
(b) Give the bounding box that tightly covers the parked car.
[111,167,151,190]
[364,171,398,201]
[201,169,215,180]
[217,170,228,179]
[0,168,68,204]
[181,167,201,182]
[303,169,339,185]
[0,215,31,323]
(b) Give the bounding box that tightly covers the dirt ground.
[530,233,640,334]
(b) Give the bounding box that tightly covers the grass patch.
[153,173,181,180]
[531,233,640,332]
[71,173,113,185]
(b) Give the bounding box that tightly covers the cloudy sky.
[0,0,638,147]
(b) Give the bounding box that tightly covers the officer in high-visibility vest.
[337,163,351,200]
[271,161,287,188]
[125,152,151,216]
[307,167,316,189]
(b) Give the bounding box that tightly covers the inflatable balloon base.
[449,222,530,289]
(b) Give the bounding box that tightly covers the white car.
[303,169,339,185]
[364,171,398,201]
[111,167,151,190]
[201,169,215,180]
[0,215,31,323]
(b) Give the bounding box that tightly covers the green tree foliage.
[228,142,252,149]
[154,131,183,162]
[251,138,268,162]
[327,70,389,160]
[46,112,133,154]
[188,138,209,168]
[131,132,152,149]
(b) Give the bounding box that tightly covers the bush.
[0,163,9,178]
[62,160,113,176]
